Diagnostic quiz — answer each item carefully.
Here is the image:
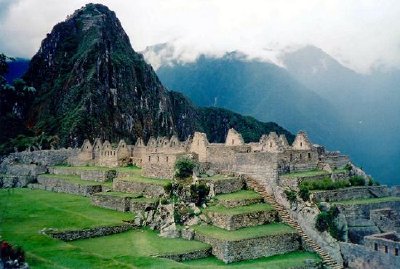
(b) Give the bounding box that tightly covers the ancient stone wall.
[0,149,77,173]
[112,178,165,197]
[312,186,390,203]
[340,242,400,269]
[47,224,131,241]
[155,248,211,262]
[36,175,103,196]
[207,209,277,230]
[364,232,400,256]
[91,193,132,212]
[370,208,400,233]
[0,174,35,188]
[194,232,300,263]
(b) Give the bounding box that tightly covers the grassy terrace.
[39,173,113,188]
[184,251,321,269]
[118,174,171,186]
[216,190,262,202]
[282,168,347,178]
[52,165,142,174]
[333,196,400,205]
[206,203,274,216]
[194,223,295,241]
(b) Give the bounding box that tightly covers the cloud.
[0,0,399,73]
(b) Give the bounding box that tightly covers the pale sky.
[0,0,399,73]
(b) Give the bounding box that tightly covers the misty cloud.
[0,0,399,73]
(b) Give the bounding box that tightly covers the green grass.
[194,223,295,241]
[333,196,400,205]
[282,169,329,178]
[52,165,112,171]
[183,251,321,269]
[206,203,274,216]
[39,174,113,188]
[216,190,262,202]
[119,175,171,186]
[0,189,319,268]
[71,228,210,257]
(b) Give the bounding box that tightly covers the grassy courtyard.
[0,188,320,268]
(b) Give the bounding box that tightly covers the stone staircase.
[245,176,343,269]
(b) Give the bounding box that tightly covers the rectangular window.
[385,246,388,253]
[395,248,399,256]
[374,243,378,251]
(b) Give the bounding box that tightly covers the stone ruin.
[72,128,349,180]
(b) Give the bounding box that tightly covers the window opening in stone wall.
[300,142,303,147]
[232,139,234,145]
[157,156,159,162]
[395,248,399,256]
[166,156,169,163]
[290,153,293,161]
[148,156,151,162]
[270,142,272,148]
[385,246,388,253]
[374,243,378,251]
[299,153,302,160]
[308,152,311,159]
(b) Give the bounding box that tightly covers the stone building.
[72,128,349,179]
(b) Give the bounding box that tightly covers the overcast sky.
[0,0,399,73]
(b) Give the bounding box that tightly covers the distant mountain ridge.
[0,3,293,153]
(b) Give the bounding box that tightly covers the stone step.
[193,223,300,263]
[112,176,171,197]
[215,190,263,208]
[245,176,344,269]
[199,175,244,195]
[36,174,105,196]
[205,203,278,230]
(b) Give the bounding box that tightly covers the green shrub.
[344,163,352,171]
[163,182,173,197]
[174,158,196,179]
[300,178,350,191]
[105,170,117,182]
[349,176,365,186]
[315,206,343,240]
[190,183,210,206]
[368,178,380,186]
[299,186,310,201]
[284,189,297,203]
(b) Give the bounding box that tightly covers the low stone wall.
[195,231,300,263]
[155,248,211,262]
[91,194,131,212]
[0,174,35,188]
[130,198,158,213]
[47,224,132,241]
[312,186,390,203]
[337,200,400,219]
[36,175,102,196]
[201,177,244,195]
[340,242,400,269]
[218,197,263,208]
[50,167,116,182]
[391,186,400,197]
[207,209,277,230]
[113,179,165,197]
